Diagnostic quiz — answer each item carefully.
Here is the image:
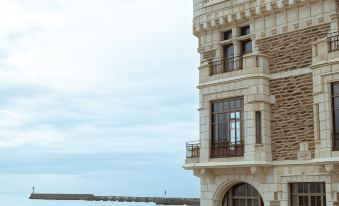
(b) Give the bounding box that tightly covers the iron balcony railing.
[211,140,244,158]
[208,56,243,75]
[186,140,200,159]
[328,32,339,52]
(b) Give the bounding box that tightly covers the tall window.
[255,111,262,144]
[332,83,339,150]
[223,44,235,72]
[241,40,252,55]
[290,183,326,206]
[240,25,250,36]
[223,183,263,206]
[211,98,243,157]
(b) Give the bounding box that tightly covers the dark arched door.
[222,183,263,206]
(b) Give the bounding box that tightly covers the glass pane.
[316,196,321,206]
[247,199,253,206]
[230,112,235,119]
[310,183,320,193]
[291,184,298,193]
[212,124,217,142]
[230,122,236,143]
[333,83,339,96]
[239,199,245,206]
[334,110,339,131]
[230,100,236,110]
[236,112,241,119]
[223,101,229,111]
[218,123,227,142]
[235,99,241,109]
[247,185,254,197]
[212,114,217,123]
[241,25,250,36]
[236,121,241,142]
[242,40,252,54]
[218,113,226,123]
[234,184,246,196]
[223,30,232,40]
[253,199,258,206]
[225,45,234,57]
[334,97,339,108]
[291,196,298,206]
[213,102,223,112]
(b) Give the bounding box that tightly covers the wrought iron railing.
[211,141,244,158]
[208,56,242,75]
[186,140,200,159]
[328,32,339,52]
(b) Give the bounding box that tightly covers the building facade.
[184,0,339,205]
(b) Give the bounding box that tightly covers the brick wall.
[257,24,330,73]
[270,74,314,160]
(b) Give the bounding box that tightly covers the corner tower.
[185,0,339,205]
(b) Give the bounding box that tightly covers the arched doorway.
[222,183,263,206]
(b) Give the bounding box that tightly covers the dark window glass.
[332,82,339,150]
[241,40,252,55]
[224,44,234,58]
[223,30,232,40]
[255,111,262,144]
[240,25,250,36]
[290,183,326,206]
[333,83,339,96]
[223,183,263,206]
[211,98,243,158]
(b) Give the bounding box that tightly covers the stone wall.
[270,74,314,160]
[257,24,330,73]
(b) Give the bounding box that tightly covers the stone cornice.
[193,0,316,37]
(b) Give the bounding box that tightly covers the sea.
[2,194,156,206]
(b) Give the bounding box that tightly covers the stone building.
[184,0,339,205]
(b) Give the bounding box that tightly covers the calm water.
[2,194,156,206]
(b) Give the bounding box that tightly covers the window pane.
[334,110,339,131]
[247,199,253,206]
[241,25,250,36]
[230,122,236,143]
[242,40,252,54]
[334,97,339,108]
[224,45,234,58]
[212,124,218,142]
[223,30,232,40]
[236,121,241,142]
[218,123,227,142]
[212,114,217,123]
[223,101,229,111]
[235,99,241,109]
[291,196,298,206]
[230,100,236,110]
[333,83,339,96]
[213,102,223,112]
[310,182,320,193]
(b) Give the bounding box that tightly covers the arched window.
[222,183,263,206]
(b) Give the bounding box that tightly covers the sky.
[0,0,200,205]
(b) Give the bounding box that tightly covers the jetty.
[29,193,200,205]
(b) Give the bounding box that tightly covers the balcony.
[211,141,244,158]
[208,56,243,75]
[328,32,339,53]
[186,140,200,159]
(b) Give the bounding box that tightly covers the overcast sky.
[0,0,200,205]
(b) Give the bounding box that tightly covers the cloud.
[0,0,200,202]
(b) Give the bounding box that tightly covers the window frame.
[255,111,262,144]
[289,182,326,206]
[210,97,244,158]
[331,82,339,151]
